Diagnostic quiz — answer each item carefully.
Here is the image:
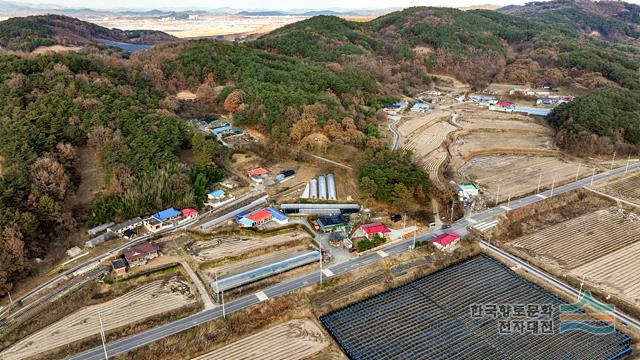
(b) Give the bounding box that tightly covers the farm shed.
[317,215,349,232]
[211,251,321,295]
[280,203,360,215]
[111,259,127,276]
[108,217,143,234]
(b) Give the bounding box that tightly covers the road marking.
[536,194,547,199]
[472,220,499,232]
[255,291,269,302]
[500,206,511,211]
[376,250,389,258]
[322,268,335,277]
[467,218,478,224]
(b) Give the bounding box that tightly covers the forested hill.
[254,6,640,91]
[500,0,640,45]
[0,14,177,52]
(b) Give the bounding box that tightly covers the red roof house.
[247,168,268,176]
[181,208,199,218]
[245,208,273,223]
[432,232,461,251]
[496,101,514,108]
[355,222,391,239]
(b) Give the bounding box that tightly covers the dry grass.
[493,189,615,241]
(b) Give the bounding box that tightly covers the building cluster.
[410,102,430,112]
[301,173,337,200]
[235,207,289,227]
[143,207,199,233]
[85,217,143,248]
[246,167,295,185]
[207,188,236,208]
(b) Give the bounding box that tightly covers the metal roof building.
[280,203,360,215]
[211,251,320,294]
[153,208,181,222]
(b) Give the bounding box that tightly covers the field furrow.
[1,277,196,360]
[191,319,327,360]
[509,208,640,269]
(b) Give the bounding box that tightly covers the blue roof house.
[208,189,226,200]
[411,103,430,112]
[153,208,182,222]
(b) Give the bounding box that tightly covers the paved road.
[65,163,640,360]
[389,114,401,151]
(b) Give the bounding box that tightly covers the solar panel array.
[320,254,632,360]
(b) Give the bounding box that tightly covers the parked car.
[390,214,402,222]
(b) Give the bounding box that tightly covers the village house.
[352,222,391,240]
[144,207,181,232]
[247,168,268,183]
[410,102,430,112]
[432,232,461,252]
[123,242,160,267]
[180,208,199,221]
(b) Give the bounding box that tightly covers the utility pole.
[412,228,417,249]
[98,312,108,360]
[575,163,581,181]
[495,184,501,206]
[625,154,631,173]
[7,290,12,305]
[450,200,455,224]
[550,177,556,198]
[590,168,596,186]
[215,272,219,303]
[319,248,323,285]
[577,274,586,301]
[507,192,512,210]
[222,290,226,319]
[610,151,616,170]
[536,172,542,194]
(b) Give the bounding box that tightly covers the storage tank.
[327,173,337,200]
[318,175,327,200]
[309,179,318,199]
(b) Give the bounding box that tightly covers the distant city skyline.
[8,0,562,11]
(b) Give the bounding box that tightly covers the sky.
[12,0,559,11]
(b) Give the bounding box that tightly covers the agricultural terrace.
[188,231,310,263]
[191,319,328,360]
[423,150,448,186]
[455,105,550,132]
[403,121,457,158]
[320,255,632,360]
[595,172,640,207]
[508,208,640,269]
[460,155,594,202]
[1,278,196,360]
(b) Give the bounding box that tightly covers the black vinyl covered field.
[320,254,632,360]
